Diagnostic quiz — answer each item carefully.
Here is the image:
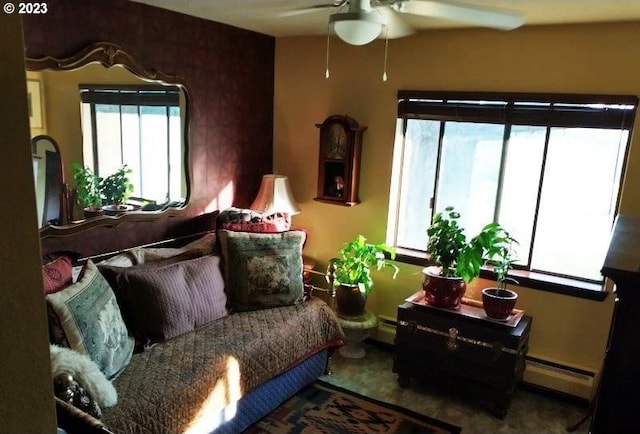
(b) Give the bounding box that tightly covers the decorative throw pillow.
[141,232,217,262]
[42,256,73,294]
[218,229,306,312]
[100,255,228,343]
[97,249,145,268]
[46,260,134,379]
[217,207,286,232]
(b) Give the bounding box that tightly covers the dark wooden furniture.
[314,114,365,207]
[590,214,640,434]
[393,297,532,418]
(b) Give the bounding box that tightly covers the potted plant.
[71,163,103,219]
[100,165,134,214]
[423,206,510,309]
[482,233,520,320]
[328,234,399,318]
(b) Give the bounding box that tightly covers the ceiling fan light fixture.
[330,11,387,46]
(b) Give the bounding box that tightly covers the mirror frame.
[26,42,192,237]
[31,134,69,227]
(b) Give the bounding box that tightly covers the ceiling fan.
[284,0,525,45]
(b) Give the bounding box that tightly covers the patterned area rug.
[244,380,461,434]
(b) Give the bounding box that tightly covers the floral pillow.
[218,229,306,312]
[46,260,134,379]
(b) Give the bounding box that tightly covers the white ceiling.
[132,0,640,38]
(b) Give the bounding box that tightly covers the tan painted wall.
[38,64,148,183]
[274,22,640,376]
[0,13,57,434]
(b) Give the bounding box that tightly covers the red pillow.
[42,256,73,294]
[222,221,281,232]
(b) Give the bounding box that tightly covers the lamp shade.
[330,11,387,46]
[250,174,301,215]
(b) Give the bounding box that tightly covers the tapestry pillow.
[46,260,134,379]
[218,229,306,312]
[100,255,228,343]
[42,256,73,294]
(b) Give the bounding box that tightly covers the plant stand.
[337,311,378,359]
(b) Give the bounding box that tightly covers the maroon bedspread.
[101,297,344,433]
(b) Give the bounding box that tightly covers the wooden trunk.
[393,300,532,418]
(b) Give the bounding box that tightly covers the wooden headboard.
[40,211,218,259]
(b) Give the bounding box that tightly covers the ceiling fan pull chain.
[325,21,331,79]
[382,25,389,82]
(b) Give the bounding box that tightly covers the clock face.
[325,123,348,160]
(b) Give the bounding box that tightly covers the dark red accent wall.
[23,0,274,256]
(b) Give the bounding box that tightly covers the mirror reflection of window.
[80,85,184,206]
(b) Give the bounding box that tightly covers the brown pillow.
[100,255,228,343]
[98,250,203,335]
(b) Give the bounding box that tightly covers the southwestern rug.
[244,380,462,434]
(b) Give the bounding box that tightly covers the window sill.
[394,248,609,302]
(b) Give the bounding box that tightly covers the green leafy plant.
[100,165,134,207]
[328,234,399,295]
[71,163,102,210]
[427,206,515,283]
[485,233,519,294]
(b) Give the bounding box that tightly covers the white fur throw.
[50,344,117,407]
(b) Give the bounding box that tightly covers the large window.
[80,85,183,205]
[387,91,636,285]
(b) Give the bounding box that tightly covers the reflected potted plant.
[482,233,520,320]
[328,234,399,318]
[71,163,103,219]
[100,165,134,215]
[423,206,510,309]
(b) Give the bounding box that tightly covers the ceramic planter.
[83,207,104,219]
[422,266,466,309]
[335,283,367,318]
[102,204,134,216]
[482,287,518,320]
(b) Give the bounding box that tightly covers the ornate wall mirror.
[26,42,191,234]
[32,135,67,227]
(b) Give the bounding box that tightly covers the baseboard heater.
[375,315,597,400]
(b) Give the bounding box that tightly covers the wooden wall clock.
[314,115,366,206]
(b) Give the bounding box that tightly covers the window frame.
[388,90,638,300]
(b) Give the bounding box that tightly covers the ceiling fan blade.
[394,0,525,30]
[378,6,415,39]
[278,0,346,18]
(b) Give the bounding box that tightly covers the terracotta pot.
[335,283,367,318]
[482,287,518,320]
[422,266,466,309]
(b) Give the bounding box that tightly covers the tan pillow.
[141,232,217,262]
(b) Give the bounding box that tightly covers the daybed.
[45,228,345,434]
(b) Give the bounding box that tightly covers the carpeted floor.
[244,380,461,434]
[320,342,591,434]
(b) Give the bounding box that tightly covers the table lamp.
[250,174,300,230]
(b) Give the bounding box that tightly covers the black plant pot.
[335,284,367,318]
